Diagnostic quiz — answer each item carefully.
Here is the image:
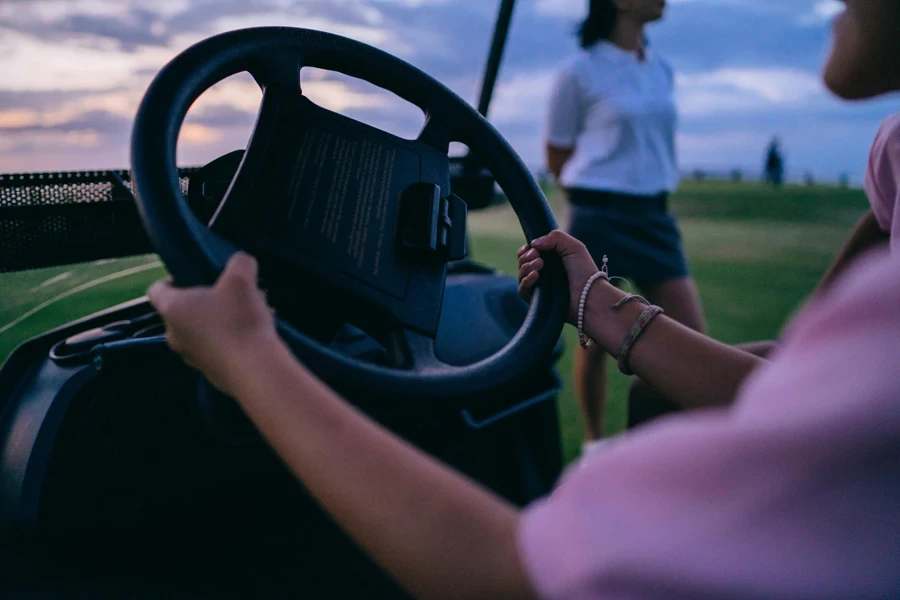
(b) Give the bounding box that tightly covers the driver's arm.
[148,256,538,600]
[235,342,536,600]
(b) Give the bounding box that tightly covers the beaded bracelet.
[576,256,610,349]
[616,305,664,376]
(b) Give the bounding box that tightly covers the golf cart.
[0,3,570,598]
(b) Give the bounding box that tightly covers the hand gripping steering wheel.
[131,27,569,408]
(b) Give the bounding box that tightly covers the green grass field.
[0,182,869,463]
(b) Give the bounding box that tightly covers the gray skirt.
[566,188,690,285]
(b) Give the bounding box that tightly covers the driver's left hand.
[148,253,281,397]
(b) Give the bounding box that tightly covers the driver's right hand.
[517,230,600,325]
[148,253,282,398]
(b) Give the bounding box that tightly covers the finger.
[518,271,539,298]
[219,252,259,290]
[518,282,530,300]
[526,257,544,274]
[517,258,543,282]
[163,330,184,355]
[530,230,562,251]
[147,279,177,314]
[517,261,543,281]
[517,248,539,269]
[517,244,530,258]
[519,250,541,268]
[531,230,583,257]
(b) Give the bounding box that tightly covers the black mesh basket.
[0,169,198,273]
[0,156,496,274]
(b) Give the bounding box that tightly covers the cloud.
[0,28,176,91]
[0,0,187,51]
[487,69,555,124]
[180,123,224,145]
[0,0,894,183]
[0,109,130,135]
[16,9,172,51]
[0,130,102,153]
[798,0,843,26]
[677,68,825,116]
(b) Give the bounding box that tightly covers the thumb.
[147,279,177,315]
[218,252,259,290]
[530,230,576,257]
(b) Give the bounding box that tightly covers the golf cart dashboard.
[0,280,562,524]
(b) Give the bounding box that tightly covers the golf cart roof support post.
[476,0,516,119]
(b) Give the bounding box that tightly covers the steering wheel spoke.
[417,114,452,154]
[379,325,442,371]
[207,86,285,241]
[249,52,303,90]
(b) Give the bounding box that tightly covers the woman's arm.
[544,67,583,181]
[148,256,538,600]
[546,144,574,182]
[581,281,764,410]
[813,209,889,296]
[580,209,887,407]
[520,232,764,410]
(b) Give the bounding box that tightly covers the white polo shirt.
[544,41,680,196]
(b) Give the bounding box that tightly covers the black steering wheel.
[130,27,568,407]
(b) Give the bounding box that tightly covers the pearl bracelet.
[577,257,610,349]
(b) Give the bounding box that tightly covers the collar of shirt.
[591,40,653,64]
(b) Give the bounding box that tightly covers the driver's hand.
[517,230,599,325]
[148,253,280,397]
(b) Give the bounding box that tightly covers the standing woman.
[544,0,705,444]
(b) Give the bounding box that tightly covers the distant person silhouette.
[764,137,785,187]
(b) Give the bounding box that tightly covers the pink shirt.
[519,250,900,599]
[865,113,900,254]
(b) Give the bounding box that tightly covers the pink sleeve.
[518,253,900,600]
[864,114,900,252]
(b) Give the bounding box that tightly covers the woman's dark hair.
[578,0,618,49]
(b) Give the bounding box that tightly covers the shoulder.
[871,113,900,159]
[551,51,593,93]
[865,113,900,227]
[555,51,592,80]
[877,112,900,136]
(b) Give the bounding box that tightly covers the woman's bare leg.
[574,346,607,440]
[622,277,707,429]
[639,277,706,334]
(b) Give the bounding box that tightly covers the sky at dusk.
[2,0,899,184]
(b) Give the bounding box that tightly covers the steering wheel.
[130,27,568,408]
